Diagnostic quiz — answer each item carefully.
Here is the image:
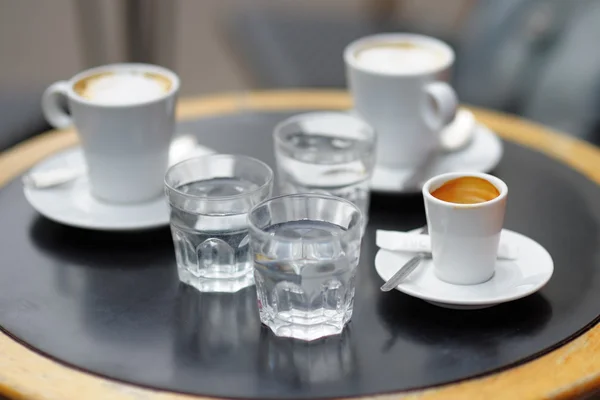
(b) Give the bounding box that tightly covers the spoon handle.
[380,254,425,292]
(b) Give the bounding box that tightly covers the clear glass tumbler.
[248,193,363,341]
[165,154,273,293]
[273,112,376,224]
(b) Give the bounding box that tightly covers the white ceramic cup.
[42,63,180,204]
[345,33,458,169]
[422,172,508,285]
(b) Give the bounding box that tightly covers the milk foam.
[356,43,445,74]
[80,72,169,105]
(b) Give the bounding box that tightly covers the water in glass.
[249,194,362,341]
[277,132,371,214]
[274,113,375,223]
[171,178,256,280]
[165,155,273,293]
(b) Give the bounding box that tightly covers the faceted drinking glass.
[248,193,363,341]
[273,112,375,226]
[165,154,273,293]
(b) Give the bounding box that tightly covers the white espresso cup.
[42,63,180,204]
[345,33,458,169]
[422,172,508,285]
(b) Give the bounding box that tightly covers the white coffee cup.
[422,172,508,285]
[42,63,180,204]
[345,33,458,169]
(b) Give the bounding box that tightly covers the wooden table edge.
[0,89,599,400]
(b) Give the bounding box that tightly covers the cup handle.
[42,81,73,129]
[421,81,458,133]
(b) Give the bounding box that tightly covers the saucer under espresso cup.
[374,228,554,309]
[42,63,179,204]
[345,33,459,170]
[374,171,553,309]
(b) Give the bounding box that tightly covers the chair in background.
[221,0,453,89]
[223,0,600,144]
[454,0,600,143]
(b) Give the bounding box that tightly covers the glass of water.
[273,112,375,225]
[165,154,273,293]
[248,193,363,341]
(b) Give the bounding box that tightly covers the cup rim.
[164,154,274,202]
[344,33,455,77]
[65,63,180,108]
[247,193,363,242]
[273,111,376,154]
[422,172,508,208]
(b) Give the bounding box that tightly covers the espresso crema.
[430,177,500,204]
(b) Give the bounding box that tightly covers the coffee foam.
[355,42,445,74]
[74,71,171,105]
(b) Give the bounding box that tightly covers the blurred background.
[2,0,600,150]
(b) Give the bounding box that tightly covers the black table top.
[0,110,599,399]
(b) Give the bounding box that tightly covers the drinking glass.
[273,112,375,225]
[165,154,273,293]
[248,193,363,341]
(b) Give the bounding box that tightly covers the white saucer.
[370,123,503,194]
[23,144,213,231]
[375,229,553,309]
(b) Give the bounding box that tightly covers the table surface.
[1,90,600,400]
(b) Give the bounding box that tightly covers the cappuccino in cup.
[73,71,172,105]
[345,34,458,169]
[354,41,447,75]
[42,64,179,204]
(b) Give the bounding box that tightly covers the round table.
[1,90,600,400]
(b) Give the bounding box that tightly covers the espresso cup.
[345,33,458,169]
[42,63,180,204]
[422,172,508,285]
